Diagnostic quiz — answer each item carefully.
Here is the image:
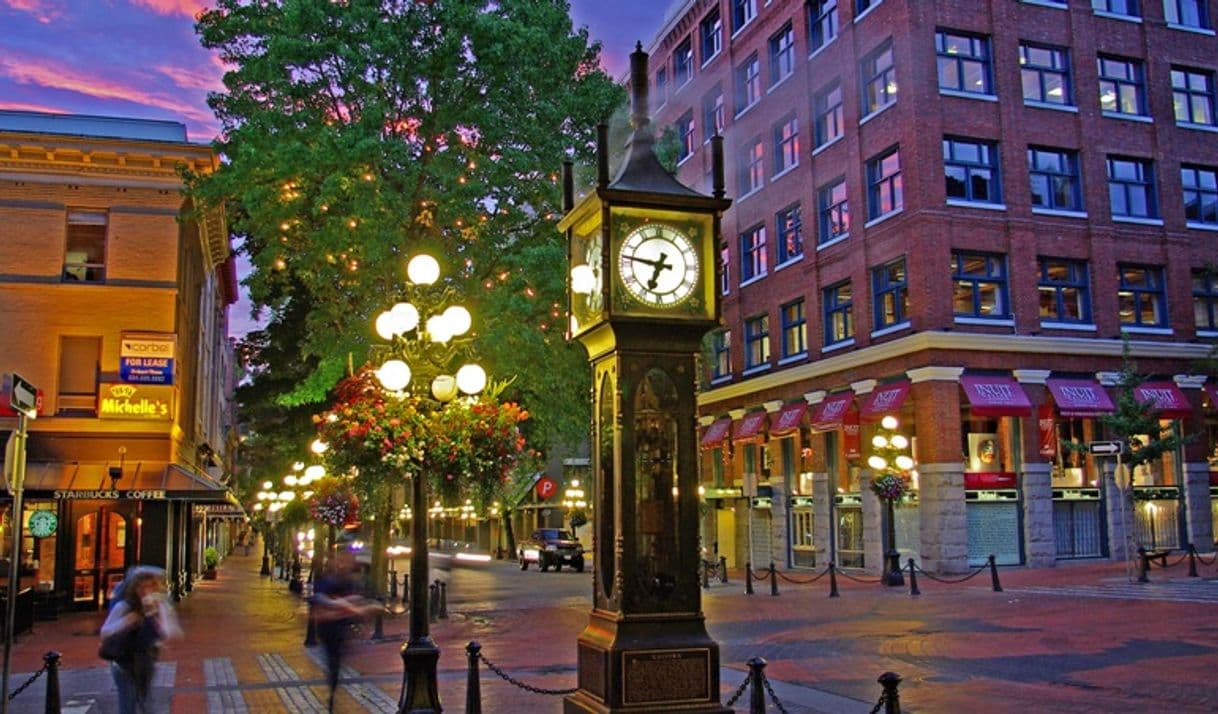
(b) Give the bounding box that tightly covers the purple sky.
[0,1,667,336]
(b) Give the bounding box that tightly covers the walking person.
[312,549,378,712]
[99,566,182,713]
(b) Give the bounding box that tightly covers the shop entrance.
[72,508,130,610]
[715,507,736,568]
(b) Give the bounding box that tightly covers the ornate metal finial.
[628,43,652,142]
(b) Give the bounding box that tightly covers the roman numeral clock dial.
[617,224,700,309]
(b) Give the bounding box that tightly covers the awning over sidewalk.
[700,418,732,448]
[3,461,235,502]
[732,411,768,442]
[961,375,1032,417]
[1046,378,1114,417]
[1133,382,1192,419]
[859,380,910,421]
[768,401,808,436]
[811,393,853,432]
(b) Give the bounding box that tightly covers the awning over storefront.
[768,402,808,436]
[2,461,235,502]
[961,375,1032,417]
[1133,382,1192,419]
[859,380,911,421]
[732,411,768,442]
[700,418,733,448]
[1046,378,1114,417]
[811,393,853,432]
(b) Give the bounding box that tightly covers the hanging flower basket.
[870,473,908,501]
[308,478,359,527]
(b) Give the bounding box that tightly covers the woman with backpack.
[99,566,182,713]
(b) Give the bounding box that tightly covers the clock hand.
[646,252,673,290]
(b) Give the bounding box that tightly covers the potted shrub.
[203,546,219,580]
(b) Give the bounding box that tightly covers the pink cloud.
[0,100,70,114]
[128,0,207,18]
[155,63,224,92]
[2,0,64,23]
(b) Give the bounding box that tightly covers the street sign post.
[1088,440,1124,456]
[2,373,35,713]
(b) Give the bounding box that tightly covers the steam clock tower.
[560,44,731,713]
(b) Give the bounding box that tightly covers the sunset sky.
[0,1,668,142]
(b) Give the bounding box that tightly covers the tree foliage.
[1095,340,1188,469]
[188,0,625,456]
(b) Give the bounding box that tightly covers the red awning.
[1134,381,1192,419]
[1205,383,1218,409]
[732,411,769,442]
[859,380,911,421]
[1046,378,1114,417]
[768,402,808,436]
[960,375,1032,417]
[700,418,732,448]
[811,393,853,432]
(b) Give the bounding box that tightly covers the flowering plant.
[870,473,908,501]
[308,477,359,527]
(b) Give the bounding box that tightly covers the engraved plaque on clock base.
[564,610,730,713]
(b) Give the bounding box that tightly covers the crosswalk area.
[1009,578,1218,604]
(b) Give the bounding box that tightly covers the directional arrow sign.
[1088,440,1124,456]
[9,373,38,419]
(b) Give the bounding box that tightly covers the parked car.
[518,528,585,572]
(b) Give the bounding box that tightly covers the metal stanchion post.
[745,561,754,595]
[828,562,839,598]
[719,555,728,584]
[878,671,902,714]
[747,657,767,714]
[769,562,778,597]
[1188,543,1198,578]
[438,582,448,619]
[465,641,482,714]
[907,558,919,597]
[42,651,61,714]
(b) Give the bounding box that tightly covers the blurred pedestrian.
[99,566,182,713]
[312,549,378,711]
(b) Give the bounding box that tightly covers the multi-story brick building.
[0,110,239,609]
[642,0,1218,573]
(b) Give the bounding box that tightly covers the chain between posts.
[7,658,48,701]
[909,561,986,584]
[774,564,832,585]
[475,648,578,696]
[724,671,752,707]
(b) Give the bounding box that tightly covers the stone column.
[769,475,789,567]
[860,472,882,575]
[1102,461,1133,560]
[1183,462,1213,553]
[917,463,967,573]
[1021,463,1055,567]
[812,471,832,567]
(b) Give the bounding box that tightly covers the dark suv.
[518,528,585,572]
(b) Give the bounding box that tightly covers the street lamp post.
[867,416,915,588]
[372,253,486,714]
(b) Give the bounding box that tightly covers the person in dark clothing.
[312,550,377,712]
[99,566,181,714]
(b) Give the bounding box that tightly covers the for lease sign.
[120,333,175,384]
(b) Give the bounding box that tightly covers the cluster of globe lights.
[867,415,916,472]
[253,463,327,513]
[372,254,487,400]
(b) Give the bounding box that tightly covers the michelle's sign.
[98,382,174,421]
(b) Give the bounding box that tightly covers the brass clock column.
[560,44,731,713]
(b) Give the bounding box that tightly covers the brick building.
[640,0,1218,573]
[0,110,239,610]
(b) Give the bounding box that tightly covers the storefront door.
[72,508,129,609]
[715,507,736,568]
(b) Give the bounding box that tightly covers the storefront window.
[1053,417,1089,486]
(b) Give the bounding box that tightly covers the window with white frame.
[1182,164,1218,226]
[861,42,897,115]
[814,81,843,147]
[1164,0,1210,29]
[1093,0,1140,18]
[740,137,764,195]
[770,23,796,85]
[952,251,1010,318]
[776,204,803,263]
[1098,55,1146,117]
[740,224,768,282]
[1117,264,1167,327]
[1171,66,1216,127]
[1107,155,1158,219]
[1020,42,1073,106]
[856,0,878,17]
[744,314,771,368]
[936,29,993,96]
[701,8,723,62]
[781,298,807,358]
[674,37,694,86]
[732,0,757,34]
[818,178,849,243]
[773,115,799,174]
[823,280,854,345]
[736,53,761,113]
[943,137,1002,205]
[711,329,731,379]
[1038,257,1092,323]
[719,239,731,295]
[808,0,839,52]
[1029,147,1083,212]
[867,147,903,219]
[871,257,908,329]
[677,111,696,162]
[703,85,725,141]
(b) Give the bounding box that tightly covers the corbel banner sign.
[120,333,176,385]
[98,382,174,421]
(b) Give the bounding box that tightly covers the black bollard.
[747,657,767,714]
[1137,546,1150,583]
[439,581,449,619]
[828,562,839,598]
[719,555,729,584]
[907,558,920,597]
[877,671,902,714]
[1188,543,1199,578]
[769,562,779,596]
[465,641,482,714]
[701,560,710,589]
[402,572,410,603]
[745,561,754,595]
[389,568,399,601]
[43,651,61,714]
[429,582,439,622]
[988,554,1003,592]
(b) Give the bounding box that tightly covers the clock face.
[617,224,700,308]
[28,510,57,538]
